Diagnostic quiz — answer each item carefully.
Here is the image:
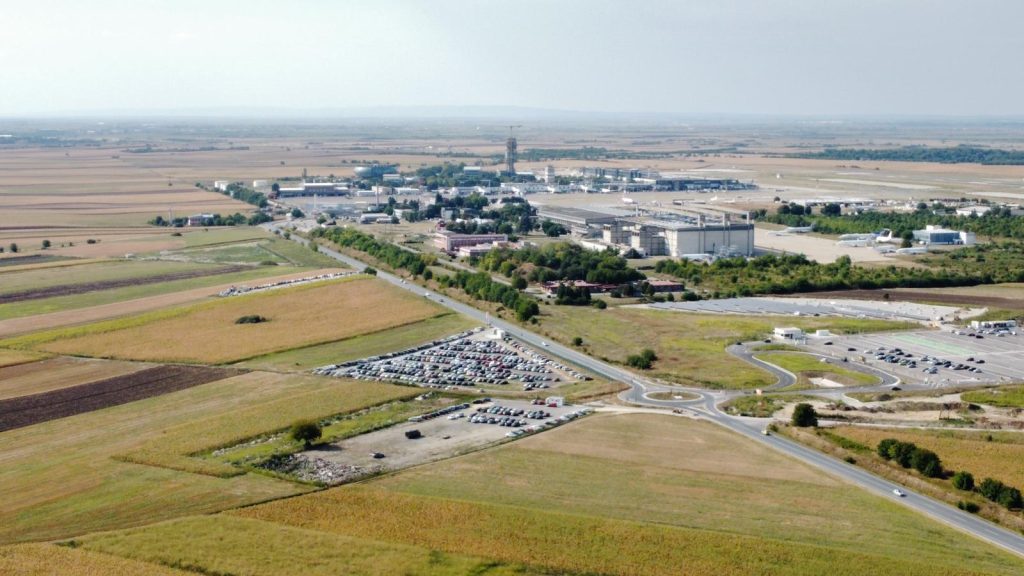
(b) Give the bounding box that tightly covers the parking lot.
[303,398,589,477]
[802,327,1024,388]
[314,328,589,391]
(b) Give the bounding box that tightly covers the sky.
[1,0,1022,117]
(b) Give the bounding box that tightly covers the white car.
[892,488,906,498]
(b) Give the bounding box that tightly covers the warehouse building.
[535,206,622,236]
[912,225,976,246]
[434,231,508,252]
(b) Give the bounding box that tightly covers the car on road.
[893,488,906,497]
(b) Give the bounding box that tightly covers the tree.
[877,438,899,459]
[363,266,377,275]
[910,447,943,478]
[978,478,1006,501]
[291,207,305,218]
[572,336,583,346]
[41,239,51,249]
[592,299,607,309]
[290,420,322,449]
[512,276,527,290]
[998,486,1023,509]
[9,243,18,253]
[791,403,818,427]
[952,471,975,491]
[888,441,917,468]
[626,354,652,369]
[640,348,657,363]
[821,203,842,217]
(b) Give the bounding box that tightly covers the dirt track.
[0,365,240,432]
[0,265,248,303]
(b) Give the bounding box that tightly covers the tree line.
[475,242,645,286]
[794,145,1024,165]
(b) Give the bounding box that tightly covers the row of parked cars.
[218,271,355,297]
[501,408,594,438]
[407,403,470,423]
[870,346,984,376]
[318,333,578,391]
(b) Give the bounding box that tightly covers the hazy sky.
[2,0,1022,117]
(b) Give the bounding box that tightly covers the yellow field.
[0,357,151,400]
[829,426,1024,488]
[0,543,186,576]
[0,348,47,369]
[33,277,444,364]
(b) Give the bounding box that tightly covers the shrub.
[952,471,975,491]
[910,447,943,478]
[259,260,279,266]
[791,403,818,427]
[998,486,1023,510]
[41,239,51,249]
[572,336,583,346]
[978,477,1005,501]
[86,238,98,244]
[363,266,377,275]
[640,348,657,363]
[626,355,652,370]
[887,441,917,468]
[8,243,18,253]
[512,276,527,290]
[290,420,322,448]
[235,315,268,324]
[957,501,980,513]
[877,438,899,460]
[592,299,607,309]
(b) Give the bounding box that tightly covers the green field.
[236,312,478,372]
[537,306,914,389]
[0,371,409,544]
[755,351,880,389]
[0,259,212,297]
[164,235,339,268]
[963,385,1024,408]
[181,227,271,248]
[720,393,817,418]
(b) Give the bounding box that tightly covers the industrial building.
[276,182,349,198]
[434,231,508,252]
[353,164,398,179]
[601,207,754,258]
[535,206,622,235]
[912,225,976,246]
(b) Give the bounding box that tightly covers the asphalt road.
[275,224,1024,559]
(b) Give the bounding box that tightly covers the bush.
[626,354,652,370]
[362,266,377,275]
[592,299,607,309]
[877,438,899,460]
[640,348,657,363]
[235,315,268,324]
[952,471,975,491]
[259,260,279,266]
[791,403,818,427]
[978,477,1005,501]
[86,238,98,244]
[512,276,527,290]
[290,420,322,448]
[910,447,943,478]
[8,243,18,253]
[41,239,51,249]
[572,336,583,346]
[957,501,980,513]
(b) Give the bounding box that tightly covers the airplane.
[895,247,928,255]
[838,233,877,242]
[782,225,814,233]
[874,245,896,254]
[837,239,872,247]
[875,229,898,243]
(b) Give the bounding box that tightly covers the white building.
[213,180,230,192]
[773,327,805,342]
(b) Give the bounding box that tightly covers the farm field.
[0,371,410,544]
[963,385,1024,408]
[755,351,880,388]
[0,364,237,433]
[0,348,47,369]
[536,306,913,388]
[0,267,343,336]
[74,516,534,576]
[827,426,1024,490]
[236,312,478,371]
[0,543,187,576]
[223,413,1024,576]
[158,232,340,268]
[14,277,445,364]
[0,259,216,298]
[0,356,150,401]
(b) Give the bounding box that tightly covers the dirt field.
[2,264,246,303]
[0,543,187,576]
[0,364,238,432]
[0,268,345,338]
[0,356,151,400]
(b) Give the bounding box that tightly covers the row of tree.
[876,439,1023,510]
[311,227,540,321]
[762,206,1024,240]
[794,145,1024,165]
[476,242,645,286]
[149,212,272,227]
